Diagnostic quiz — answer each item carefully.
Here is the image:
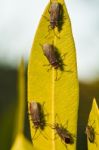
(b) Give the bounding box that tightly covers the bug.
[40,43,66,70]
[85,120,99,146]
[49,1,62,30]
[44,1,65,38]
[29,101,48,139]
[52,123,74,147]
[51,115,75,148]
[40,43,70,80]
[85,125,95,143]
[41,43,60,70]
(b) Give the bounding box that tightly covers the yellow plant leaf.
[11,58,34,150]
[87,98,99,150]
[17,58,25,134]
[28,0,79,150]
[11,134,33,150]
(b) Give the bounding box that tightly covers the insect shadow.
[85,120,99,146]
[29,101,49,141]
[40,43,72,81]
[51,114,76,149]
[43,1,66,38]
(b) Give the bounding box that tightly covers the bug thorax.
[42,43,53,53]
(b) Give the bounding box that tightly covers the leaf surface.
[28,0,79,150]
[87,98,99,150]
[11,58,33,150]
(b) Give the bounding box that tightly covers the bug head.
[65,136,74,144]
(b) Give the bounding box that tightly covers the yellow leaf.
[87,98,99,150]
[28,0,79,150]
[11,58,34,150]
[11,134,33,150]
[17,58,25,134]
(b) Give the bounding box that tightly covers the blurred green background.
[0,66,31,150]
[0,0,99,150]
[0,66,99,150]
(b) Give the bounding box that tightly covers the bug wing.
[50,3,60,21]
[47,46,57,64]
[30,102,40,121]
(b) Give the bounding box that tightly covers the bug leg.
[63,120,69,129]
[53,29,60,39]
[43,64,52,72]
[63,69,73,73]
[95,131,99,135]
[44,26,52,38]
[61,52,68,60]
[43,15,49,22]
[39,129,48,140]
[55,69,58,81]
[43,64,50,66]
[94,140,98,147]
[47,66,52,72]
[62,15,67,20]
[32,129,38,140]
[88,119,95,127]
[55,113,62,124]
[55,69,62,81]
[60,139,68,150]
[39,43,43,49]
[53,132,58,140]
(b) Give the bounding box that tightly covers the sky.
[0,0,99,82]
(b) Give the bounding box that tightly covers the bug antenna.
[46,123,53,128]
[39,129,48,140]
[55,70,58,81]
[32,128,38,140]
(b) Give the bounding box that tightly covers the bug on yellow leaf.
[29,101,48,140]
[53,123,74,145]
[40,43,69,80]
[85,125,95,143]
[43,1,66,38]
[51,115,75,148]
[85,120,99,146]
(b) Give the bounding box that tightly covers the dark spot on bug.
[53,123,75,145]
